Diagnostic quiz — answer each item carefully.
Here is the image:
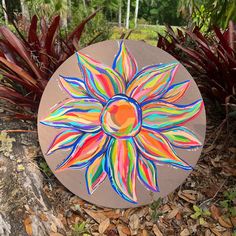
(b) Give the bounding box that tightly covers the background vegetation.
[0,0,235,119]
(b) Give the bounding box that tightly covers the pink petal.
[86,154,107,194]
[106,138,137,203]
[56,131,109,171]
[161,80,190,103]
[142,99,203,130]
[161,126,202,149]
[47,129,82,155]
[138,155,159,192]
[40,98,103,132]
[134,128,192,170]
[112,41,138,83]
[77,52,125,103]
[126,63,179,103]
[58,75,88,99]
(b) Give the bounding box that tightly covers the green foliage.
[178,0,236,31]
[111,25,174,46]
[201,0,236,29]
[191,205,211,225]
[138,0,184,26]
[157,22,236,112]
[25,0,68,19]
[0,131,15,156]
[69,3,111,47]
[39,160,52,177]
[0,10,103,120]
[191,4,211,32]
[220,189,236,217]
[150,198,163,220]
[72,221,89,236]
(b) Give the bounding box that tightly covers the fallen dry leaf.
[84,209,107,223]
[166,208,179,219]
[180,228,190,236]
[50,222,57,233]
[178,190,198,203]
[210,227,224,236]
[222,231,232,236]
[218,216,233,228]
[98,218,110,234]
[103,210,121,219]
[230,216,236,227]
[161,204,171,213]
[129,214,139,231]
[204,229,212,236]
[176,212,182,221]
[152,224,163,236]
[210,205,221,220]
[117,224,131,236]
[141,229,148,236]
[24,217,33,236]
[50,233,64,236]
[228,147,236,153]
[39,213,48,222]
[124,208,137,219]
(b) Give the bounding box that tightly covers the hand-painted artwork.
[38,40,206,208]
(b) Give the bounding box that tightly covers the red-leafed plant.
[0,9,100,120]
[157,21,236,112]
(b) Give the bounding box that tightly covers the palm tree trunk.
[67,0,72,23]
[20,0,30,21]
[1,0,8,25]
[118,0,122,27]
[126,0,130,29]
[82,0,87,13]
[134,0,139,28]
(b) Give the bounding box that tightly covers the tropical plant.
[0,9,101,120]
[157,21,236,113]
[69,2,111,46]
[178,0,236,31]
[191,205,211,225]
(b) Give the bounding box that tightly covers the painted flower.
[41,41,203,203]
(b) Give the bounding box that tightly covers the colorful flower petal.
[161,127,202,149]
[76,52,125,103]
[134,128,192,170]
[112,41,138,83]
[106,138,137,203]
[161,80,190,103]
[126,63,179,103]
[86,154,107,194]
[56,131,109,171]
[58,75,88,98]
[138,155,159,192]
[40,98,103,132]
[47,129,83,155]
[142,99,203,130]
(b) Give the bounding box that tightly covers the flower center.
[101,95,142,138]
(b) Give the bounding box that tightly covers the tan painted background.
[37,40,206,208]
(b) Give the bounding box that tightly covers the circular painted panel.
[38,40,206,208]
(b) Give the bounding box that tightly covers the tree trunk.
[134,0,139,28]
[82,0,87,13]
[67,0,72,24]
[0,121,66,236]
[60,0,68,29]
[118,0,122,27]
[1,0,8,25]
[20,0,30,21]
[126,0,130,29]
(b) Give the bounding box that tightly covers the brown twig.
[199,178,228,207]
[4,129,37,133]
